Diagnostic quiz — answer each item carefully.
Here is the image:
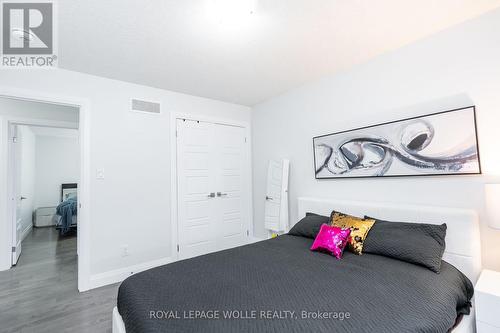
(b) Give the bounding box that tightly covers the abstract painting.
[313,106,481,179]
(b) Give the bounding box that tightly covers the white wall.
[0,69,251,289]
[18,126,36,239]
[35,134,80,208]
[252,8,500,271]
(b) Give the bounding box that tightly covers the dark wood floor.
[0,227,119,333]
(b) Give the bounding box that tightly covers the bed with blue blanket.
[55,183,78,235]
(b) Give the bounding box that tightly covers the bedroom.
[1,1,500,332]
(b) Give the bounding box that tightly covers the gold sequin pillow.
[330,212,375,255]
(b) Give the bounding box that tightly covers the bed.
[112,197,482,333]
[55,183,78,234]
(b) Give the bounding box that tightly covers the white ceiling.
[58,0,500,106]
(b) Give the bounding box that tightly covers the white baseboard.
[248,236,265,244]
[21,224,32,242]
[87,238,258,291]
[88,257,172,290]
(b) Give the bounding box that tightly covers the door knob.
[217,192,227,197]
[207,192,216,198]
[266,196,273,201]
[20,196,27,200]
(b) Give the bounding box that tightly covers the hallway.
[0,228,118,333]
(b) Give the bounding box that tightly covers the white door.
[215,124,247,251]
[177,120,218,260]
[177,119,248,259]
[9,125,22,265]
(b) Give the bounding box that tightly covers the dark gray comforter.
[117,235,473,333]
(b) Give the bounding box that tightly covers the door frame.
[0,88,91,292]
[170,112,253,261]
[8,123,22,265]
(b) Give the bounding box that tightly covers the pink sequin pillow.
[310,224,351,259]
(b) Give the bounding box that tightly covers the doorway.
[1,96,82,289]
[9,124,80,265]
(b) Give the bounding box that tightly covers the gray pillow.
[288,213,329,239]
[363,216,447,273]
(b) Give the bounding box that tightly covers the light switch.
[96,169,105,180]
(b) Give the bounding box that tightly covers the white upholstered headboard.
[297,197,482,284]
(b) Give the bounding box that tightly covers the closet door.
[214,124,247,251]
[177,119,249,259]
[176,120,217,260]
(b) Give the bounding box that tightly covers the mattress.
[117,235,473,333]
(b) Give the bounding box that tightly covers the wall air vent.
[131,99,161,114]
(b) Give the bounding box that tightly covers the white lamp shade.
[485,184,500,230]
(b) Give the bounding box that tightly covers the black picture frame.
[312,106,482,179]
[61,183,78,202]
